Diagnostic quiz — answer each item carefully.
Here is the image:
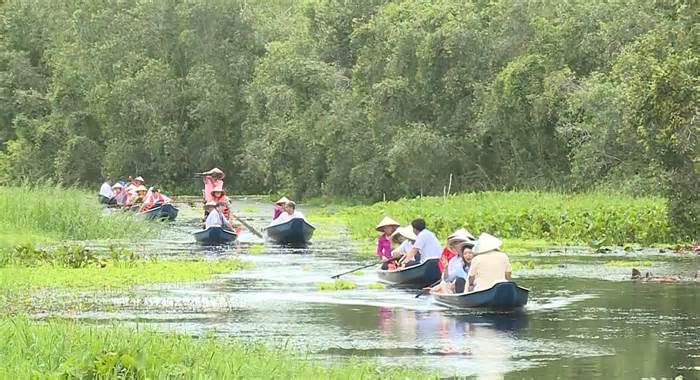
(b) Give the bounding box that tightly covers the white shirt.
[99,182,112,198]
[445,256,469,283]
[413,229,442,262]
[396,239,413,254]
[205,209,226,229]
[268,211,306,227]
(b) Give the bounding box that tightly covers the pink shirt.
[203,176,224,202]
[273,206,283,220]
[377,235,392,259]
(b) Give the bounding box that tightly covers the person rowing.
[399,218,441,268]
[375,217,400,266]
[467,233,512,292]
[273,196,291,220]
[199,168,225,203]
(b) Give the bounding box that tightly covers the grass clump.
[0,316,436,379]
[367,282,385,290]
[0,185,158,247]
[605,260,654,268]
[337,191,671,247]
[0,245,250,290]
[317,279,357,291]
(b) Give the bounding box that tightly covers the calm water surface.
[82,198,700,379]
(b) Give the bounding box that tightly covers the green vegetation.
[605,260,654,268]
[367,283,385,290]
[0,244,249,290]
[0,316,435,379]
[0,186,157,247]
[0,1,695,239]
[336,192,672,246]
[317,279,357,291]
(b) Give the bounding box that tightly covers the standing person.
[273,197,290,220]
[375,217,400,264]
[467,233,512,292]
[199,168,225,203]
[400,218,442,267]
[98,179,113,204]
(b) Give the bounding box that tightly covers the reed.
[0,316,436,379]
[0,185,158,245]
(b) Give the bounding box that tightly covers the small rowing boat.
[266,217,315,245]
[194,226,238,245]
[432,281,529,310]
[376,258,441,288]
[140,203,179,221]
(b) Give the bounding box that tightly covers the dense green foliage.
[0,316,436,379]
[0,1,696,238]
[337,191,672,246]
[0,185,157,246]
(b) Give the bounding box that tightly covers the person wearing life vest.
[111,182,131,207]
[127,185,148,208]
[207,187,230,219]
[126,176,145,197]
[140,187,172,212]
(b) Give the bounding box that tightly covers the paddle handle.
[331,261,381,279]
[231,213,264,238]
[415,279,442,298]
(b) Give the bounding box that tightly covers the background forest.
[0,0,697,237]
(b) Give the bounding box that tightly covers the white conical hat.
[375,216,400,231]
[391,226,417,241]
[473,233,502,254]
[275,196,291,205]
[447,228,476,242]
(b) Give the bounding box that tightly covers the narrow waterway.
[80,198,700,379]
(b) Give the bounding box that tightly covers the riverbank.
[0,185,158,248]
[0,316,435,379]
[308,191,677,253]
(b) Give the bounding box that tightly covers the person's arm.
[399,247,418,266]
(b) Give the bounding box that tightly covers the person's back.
[468,250,511,292]
[205,208,225,229]
[414,228,441,262]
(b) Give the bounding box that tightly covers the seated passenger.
[273,197,290,220]
[439,228,476,276]
[126,176,145,198]
[98,179,115,205]
[385,226,416,270]
[128,185,148,208]
[430,242,475,294]
[111,182,131,207]
[467,233,512,292]
[208,187,230,220]
[399,218,441,268]
[375,217,400,265]
[140,187,172,212]
[284,201,304,218]
[205,201,234,230]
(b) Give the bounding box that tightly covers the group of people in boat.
[98,176,172,212]
[270,196,305,224]
[197,168,239,233]
[376,217,512,294]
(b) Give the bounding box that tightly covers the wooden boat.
[194,226,238,245]
[432,281,529,310]
[266,217,315,245]
[376,258,441,288]
[140,203,179,221]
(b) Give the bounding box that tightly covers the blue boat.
[376,258,441,288]
[266,217,315,245]
[432,281,529,310]
[140,203,179,221]
[194,226,238,245]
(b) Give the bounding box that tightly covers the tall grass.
[0,185,157,244]
[337,191,672,246]
[0,317,436,379]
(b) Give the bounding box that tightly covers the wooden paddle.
[331,261,381,279]
[231,213,264,238]
[415,279,442,298]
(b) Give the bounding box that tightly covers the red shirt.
[438,245,457,273]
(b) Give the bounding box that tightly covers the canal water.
[83,198,700,379]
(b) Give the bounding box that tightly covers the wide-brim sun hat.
[136,185,148,192]
[448,228,476,242]
[134,176,144,182]
[391,226,417,241]
[275,196,291,205]
[473,233,502,255]
[375,216,400,231]
[111,183,124,189]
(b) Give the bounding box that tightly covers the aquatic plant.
[317,280,357,291]
[605,260,654,268]
[247,244,265,255]
[336,191,672,247]
[0,185,159,246]
[367,283,385,290]
[0,317,437,379]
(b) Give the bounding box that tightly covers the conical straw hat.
[394,226,417,241]
[275,196,291,205]
[473,233,502,255]
[375,216,400,231]
[447,228,476,242]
